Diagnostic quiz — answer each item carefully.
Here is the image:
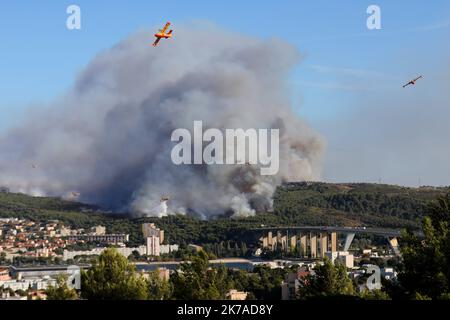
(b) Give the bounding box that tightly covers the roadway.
[252,226,412,238]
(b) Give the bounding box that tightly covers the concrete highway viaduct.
[252,226,417,257]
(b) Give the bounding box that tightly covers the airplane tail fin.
[168,30,173,35]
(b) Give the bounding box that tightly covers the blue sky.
[1,1,449,185]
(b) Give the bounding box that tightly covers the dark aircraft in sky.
[403,75,423,88]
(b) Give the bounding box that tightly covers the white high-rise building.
[325,251,354,269]
[146,236,161,256]
[142,223,164,244]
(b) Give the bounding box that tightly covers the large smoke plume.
[0,23,324,217]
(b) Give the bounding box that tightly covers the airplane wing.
[413,76,423,82]
[161,22,171,33]
[153,37,161,47]
[403,82,411,88]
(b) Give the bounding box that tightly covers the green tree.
[128,250,141,262]
[413,292,432,300]
[147,270,173,300]
[399,193,450,299]
[359,289,391,300]
[15,289,28,297]
[81,248,149,300]
[428,193,450,228]
[0,252,8,264]
[45,275,78,300]
[245,265,287,300]
[170,250,229,300]
[298,259,355,299]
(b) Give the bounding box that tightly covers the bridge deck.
[252,226,415,238]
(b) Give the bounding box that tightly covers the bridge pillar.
[267,232,273,250]
[310,234,317,258]
[300,235,307,257]
[388,237,401,256]
[290,236,297,250]
[277,231,282,250]
[281,235,287,251]
[344,233,355,252]
[260,236,268,248]
[319,233,328,258]
[330,232,337,253]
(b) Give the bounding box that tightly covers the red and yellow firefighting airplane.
[153,22,173,47]
[403,75,423,88]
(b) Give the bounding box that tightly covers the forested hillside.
[1,182,448,245]
[274,182,448,229]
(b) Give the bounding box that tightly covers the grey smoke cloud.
[0,23,324,217]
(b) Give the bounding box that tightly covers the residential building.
[142,223,164,244]
[325,251,354,268]
[92,226,106,235]
[188,244,203,252]
[59,227,71,237]
[146,236,161,257]
[281,269,310,300]
[160,244,179,255]
[382,267,397,280]
[67,234,129,244]
[0,268,11,281]
[226,289,248,300]
[62,244,179,261]
[0,278,57,291]
[0,292,28,301]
